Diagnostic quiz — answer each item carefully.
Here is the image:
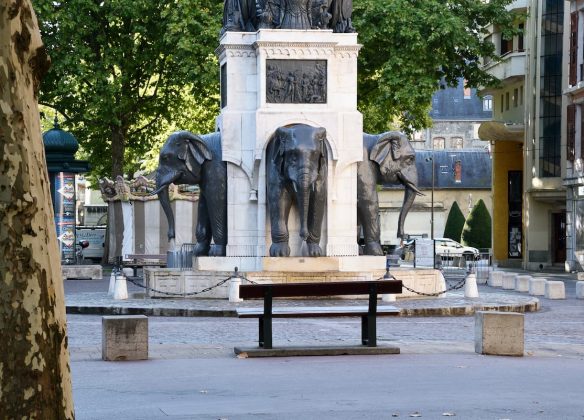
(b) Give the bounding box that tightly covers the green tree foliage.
[354,0,518,133]
[443,201,465,242]
[462,199,492,249]
[35,0,222,179]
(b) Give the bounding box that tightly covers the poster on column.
[55,172,76,265]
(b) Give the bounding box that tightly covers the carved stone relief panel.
[266,59,327,104]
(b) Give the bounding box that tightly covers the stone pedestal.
[502,273,516,290]
[488,271,503,287]
[545,281,566,299]
[529,278,547,296]
[216,30,363,258]
[514,275,531,292]
[475,311,524,356]
[102,315,148,361]
[576,281,584,299]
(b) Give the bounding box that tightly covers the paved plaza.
[65,270,584,419]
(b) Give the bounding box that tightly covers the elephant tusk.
[151,172,182,196]
[397,172,424,196]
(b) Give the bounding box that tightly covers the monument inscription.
[266,59,327,104]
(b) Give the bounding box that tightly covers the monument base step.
[62,265,102,280]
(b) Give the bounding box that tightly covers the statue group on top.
[222,0,354,34]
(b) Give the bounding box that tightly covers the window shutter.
[568,104,576,161]
[570,12,578,86]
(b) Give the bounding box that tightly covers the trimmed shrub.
[461,199,492,249]
[443,201,465,242]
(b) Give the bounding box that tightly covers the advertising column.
[54,172,76,265]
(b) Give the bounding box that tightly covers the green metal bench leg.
[367,283,378,347]
[259,317,264,347]
[361,316,369,345]
[263,287,273,349]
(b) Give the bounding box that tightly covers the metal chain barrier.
[377,270,467,297]
[125,275,232,298]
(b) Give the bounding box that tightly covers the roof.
[384,149,492,190]
[429,79,492,121]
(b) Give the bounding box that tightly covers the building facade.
[480,0,568,270]
[564,0,584,271]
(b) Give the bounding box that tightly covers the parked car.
[433,238,479,260]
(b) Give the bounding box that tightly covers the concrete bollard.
[502,273,517,290]
[113,273,128,300]
[529,278,547,296]
[577,281,584,299]
[545,281,566,299]
[488,271,503,287]
[382,293,397,302]
[229,276,243,303]
[515,275,531,292]
[475,311,524,356]
[464,273,479,298]
[102,315,148,361]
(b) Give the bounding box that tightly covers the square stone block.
[528,278,546,296]
[577,281,584,299]
[102,315,148,361]
[502,273,517,290]
[515,275,531,292]
[545,281,566,299]
[475,311,524,356]
[487,271,503,287]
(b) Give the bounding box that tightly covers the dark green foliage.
[353,0,518,134]
[35,0,222,179]
[462,199,492,249]
[443,201,465,242]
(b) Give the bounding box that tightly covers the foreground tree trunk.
[0,1,74,418]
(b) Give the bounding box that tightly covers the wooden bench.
[122,254,167,278]
[237,280,403,350]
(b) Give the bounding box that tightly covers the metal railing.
[438,249,492,281]
[166,243,197,270]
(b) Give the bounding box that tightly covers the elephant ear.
[370,131,404,165]
[274,126,292,174]
[316,127,328,173]
[177,131,212,178]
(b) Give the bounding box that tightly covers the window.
[518,23,524,52]
[433,137,445,149]
[483,95,493,111]
[500,36,512,55]
[463,79,471,99]
[452,137,463,149]
[539,0,564,177]
[513,88,518,107]
[505,92,510,110]
[520,85,524,105]
[454,161,462,183]
[500,94,504,113]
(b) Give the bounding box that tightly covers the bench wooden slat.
[237,305,400,318]
[239,280,402,299]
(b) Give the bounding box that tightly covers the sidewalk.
[62,266,581,317]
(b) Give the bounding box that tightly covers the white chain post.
[464,272,479,298]
[108,270,116,296]
[229,267,243,303]
[113,272,129,300]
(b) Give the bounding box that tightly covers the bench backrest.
[239,280,402,299]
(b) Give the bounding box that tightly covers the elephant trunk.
[155,170,180,242]
[396,169,421,239]
[296,174,311,241]
[397,183,418,239]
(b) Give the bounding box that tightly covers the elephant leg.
[268,183,292,257]
[306,179,326,257]
[204,180,228,257]
[194,195,212,256]
[357,190,383,256]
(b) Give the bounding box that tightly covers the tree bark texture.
[0,1,74,418]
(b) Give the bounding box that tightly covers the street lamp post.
[425,155,434,239]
